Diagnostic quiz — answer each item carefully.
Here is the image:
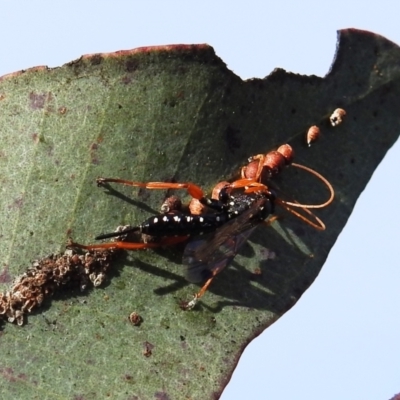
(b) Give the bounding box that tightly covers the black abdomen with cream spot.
[139,191,274,237]
[140,212,230,236]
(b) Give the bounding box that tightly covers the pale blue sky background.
[1,2,399,399]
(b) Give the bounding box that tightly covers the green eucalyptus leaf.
[0,29,399,399]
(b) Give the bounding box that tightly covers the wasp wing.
[183,197,270,283]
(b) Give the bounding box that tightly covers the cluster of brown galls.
[0,248,117,326]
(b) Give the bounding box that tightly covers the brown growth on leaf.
[0,248,117,326]
[330,108,346,126]
[306,125,321,146]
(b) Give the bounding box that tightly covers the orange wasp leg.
[96,178,205,200]
[68,236,188,251]
[184,265,225,310]
[229,178,269,192]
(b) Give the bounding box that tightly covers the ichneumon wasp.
[68,144,334,309]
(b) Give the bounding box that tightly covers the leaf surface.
[0,30,399,399]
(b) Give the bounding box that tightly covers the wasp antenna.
[95,227,140,240]
[276,198,326,231]
[280,162,334,209]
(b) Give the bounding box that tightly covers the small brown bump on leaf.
[129,312,142,326]
[160,195,182,213]
[306,125,321,146]
[58,106,67,115]
[125,58,140,72]
[330,108,347,126]
[143,341,154,357]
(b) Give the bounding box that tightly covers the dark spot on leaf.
[143,341,154,357]
[160,317,170,329]
[29,92,46,110]
[179,335,185,341]
[163,97,177,107]
[225,125,241,152]
[373,110,378,117]
[90,54,103,66]
[118,104,123,109]
[173,65,188,75]
[125,59,139,72]
[0,266,12,283]
[350,158,356,164]
[181,341,188,350]
[291,108,296,114]
[9,197,23,209]
[121,75,132,84]
[155,392,170,400]
[89,143,100,164]
[0,367,17,383]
